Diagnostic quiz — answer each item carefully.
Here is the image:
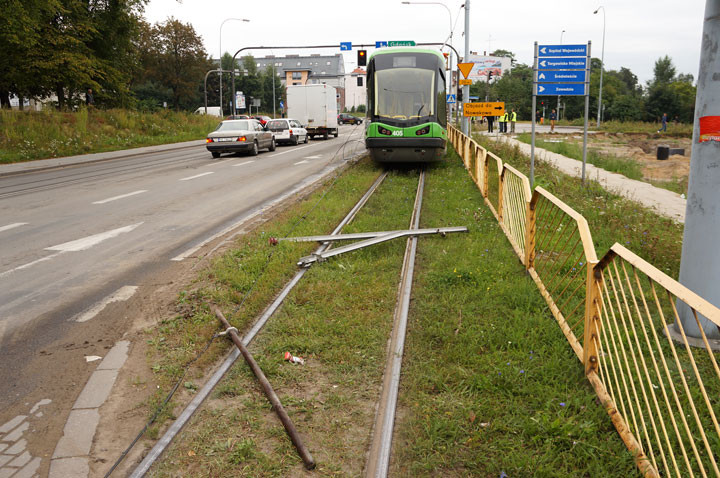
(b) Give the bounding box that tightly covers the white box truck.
[286,84,339,140]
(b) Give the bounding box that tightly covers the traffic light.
[488,71,493,82]
[443,52,449,69]
[358,50,367,66]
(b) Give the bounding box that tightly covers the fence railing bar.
[535,225,581,283]
[535,202,568,256]
[555,273,588,322]
[545,246,584,298]
[667,297,720,476]
[629,267,686,477]
[616,261,675,476]
[536,219,579,279]
[690,306,720,386]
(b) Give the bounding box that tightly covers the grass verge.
[475,134,684,277]
[0,108,219,163]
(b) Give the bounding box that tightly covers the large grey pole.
[461,0,470,135]
[594,7,605,128]
[676,0,720,340]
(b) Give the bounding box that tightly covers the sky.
[143,0,706,86]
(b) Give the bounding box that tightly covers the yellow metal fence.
[448,125,720,478]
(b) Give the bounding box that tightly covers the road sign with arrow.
[463,102,505,117]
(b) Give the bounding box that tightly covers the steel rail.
[366,169,425,478]
[128,171,388,477]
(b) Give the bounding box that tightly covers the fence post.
[583,261,602,375]
[482,152,489,198]
[498,166,505,223]
[525,193,537,270]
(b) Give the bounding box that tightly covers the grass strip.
[475,134,683,278]
[0,108,219,163]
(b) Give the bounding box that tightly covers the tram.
[365,47,448,163]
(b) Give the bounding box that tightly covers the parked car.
[338,113,363,125]
[252,115,272,126]
[206,119,275,158]
[265,118,308,145]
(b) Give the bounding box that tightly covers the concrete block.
[0,443,6,453]
[0,416,26,434]
[52,409,99,458]
[0,466,19,478]
[6,450,30,467]
[97,340,130,371]
[5,438,26,455]
[2,422,28,442]
[13,457,42,478]
[0,454,13,467]
[72,369,119,409]
[49,457,89,478]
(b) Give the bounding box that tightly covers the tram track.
[125,166,431,476]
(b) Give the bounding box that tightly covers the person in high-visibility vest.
[510,109,517,133]
[498,111,506,133]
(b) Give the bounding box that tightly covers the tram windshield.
[374,68,435,121]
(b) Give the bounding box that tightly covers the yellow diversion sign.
[463,102,505,117]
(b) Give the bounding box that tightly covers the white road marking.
[0,222,28,233]
[267,144,313,157]
[92,190,148,205]
[232,161,256,167]
[180,172,214,181]
[294,160,310,165]
[0,252,64,278]
[46,223,143,252]
[303,155,322,159]
[75,285,138,322]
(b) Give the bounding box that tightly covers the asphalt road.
[0,124,366,410]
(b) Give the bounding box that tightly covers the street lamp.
[219,18,250,116]
[594,6,605,128]
[401,1,454,117]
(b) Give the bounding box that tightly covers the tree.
[146,18,210,110]
[490,49,516,67]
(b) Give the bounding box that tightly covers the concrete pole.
[461,0,470,135]
[676,0,720,340]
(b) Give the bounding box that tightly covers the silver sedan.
[206,119,276,158]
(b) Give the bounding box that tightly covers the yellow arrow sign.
[463,102,505,117]
[457,62,474,79]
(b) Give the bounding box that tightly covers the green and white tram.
[365,47,448,163]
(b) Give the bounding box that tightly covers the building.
[255,54,346,111]
[344,68,366,111]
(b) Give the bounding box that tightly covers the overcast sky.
[143,0,706,86]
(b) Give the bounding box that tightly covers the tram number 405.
[392,130,403,136]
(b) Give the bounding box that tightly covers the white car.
[266,118,308,145]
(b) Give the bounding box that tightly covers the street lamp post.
[219,18,250,117]
[594,6,605,128]
[401,1,454,118]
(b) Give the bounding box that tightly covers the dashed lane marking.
[45,223,143,252]
[75,286,138,322]
[0,223,28,233]
[179,172,214,181]
[294,160,310,165]
[303,155,322,159]
[92,190,148,205]
[267,144,313,157]
[232,160,256,167]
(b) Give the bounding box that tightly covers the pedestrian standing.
[487,115,494,133]
[550,109,557,133]
[657,113,667,133]
[536,110,540,124]
[86,88,94,106]
[499,111,506,133]
[510,109,517,133]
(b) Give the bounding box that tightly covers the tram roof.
[369,47,444,61]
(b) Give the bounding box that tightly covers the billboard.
[465,55,512,80]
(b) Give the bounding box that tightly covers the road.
[0,124,366,413]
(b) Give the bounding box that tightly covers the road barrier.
[448,125,720,478]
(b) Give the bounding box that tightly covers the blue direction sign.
[535,83,586,96]
[538,58,586,70]
[538,44,587,57]
[375,41,388,48]
[537,70,586,83]
[340,42,352,51]
[446,94,456,104]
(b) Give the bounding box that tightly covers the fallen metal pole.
[213,306,316,470]
[280,226,468,244]
[296,226,467,267]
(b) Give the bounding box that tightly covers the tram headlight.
[378,127,393,136]
[415,126,430,135]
